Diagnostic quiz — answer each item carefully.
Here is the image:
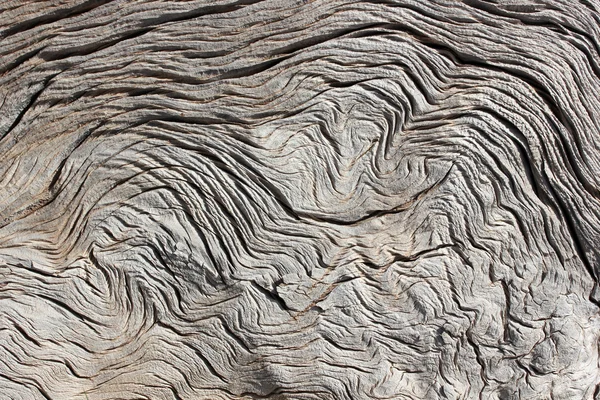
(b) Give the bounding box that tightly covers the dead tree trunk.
[1,0,600,399]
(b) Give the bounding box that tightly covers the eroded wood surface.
[2,0,600,399]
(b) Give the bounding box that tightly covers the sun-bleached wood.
[1,0,600,399]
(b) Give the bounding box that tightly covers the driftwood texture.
[2,0,600,399]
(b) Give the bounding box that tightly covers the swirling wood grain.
[1,0,600,399]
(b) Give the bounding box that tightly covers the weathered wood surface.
[2,0,600,399]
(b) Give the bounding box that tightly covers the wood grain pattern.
[2,0,600,399]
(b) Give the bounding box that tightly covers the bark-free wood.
[1,1,600,399]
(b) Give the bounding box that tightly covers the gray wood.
[1,0,600,399]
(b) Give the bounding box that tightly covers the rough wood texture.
[2,1,600,399]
